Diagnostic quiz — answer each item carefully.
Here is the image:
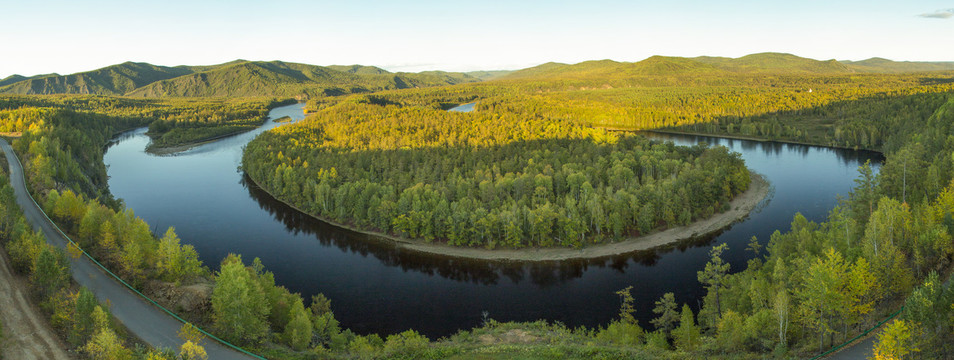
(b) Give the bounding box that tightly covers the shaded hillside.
[694,52,852,73]
[504,53,855,81]
[843,57,954,73]
[0,60,480,98]
[0,62,192,95]
[327,64,390,75]
[128,61,479,98]
[465,70,513,80]
[0,74,35,87]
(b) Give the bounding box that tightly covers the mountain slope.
[0,60,480,98]
[502,57,727,80]
[693,52,852,74]
[464,70,512,81]
[0,62,193,95]
[843,57,954,73]
[0,75,29,87]
[502,53,858,82]
[126,60,481,98]
[327,65,390,75]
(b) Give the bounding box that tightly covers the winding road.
[0,138,255,359]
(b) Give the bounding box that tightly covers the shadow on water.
[105,103,886,338]
[241,173,729,287]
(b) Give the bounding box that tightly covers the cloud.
[919,9,954,19]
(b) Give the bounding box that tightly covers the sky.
[1,0,952,78]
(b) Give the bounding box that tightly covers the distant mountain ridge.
[0,60,480,98]
[1,62,193,95]
[4,54,953,97]
[841,57,954,73]
[502,53,954,80]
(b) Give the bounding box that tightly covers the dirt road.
[0,138,256,359]
[0,249,72,360]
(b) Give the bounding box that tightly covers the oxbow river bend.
[104,103,883,337]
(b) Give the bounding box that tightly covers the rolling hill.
[842,57,954,73]
[501,53,853,81]
[0,62,193,95]
[693,52,852,74]
[0,60,480,98]
[4,54,953,98]
[327,64,390,75]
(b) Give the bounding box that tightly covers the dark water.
[104,104,883,338]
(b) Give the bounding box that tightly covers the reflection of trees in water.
[643,131,884,166]
[241,173,722,288]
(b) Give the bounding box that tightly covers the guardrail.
[3,142,265,360]
[809,307,904,360]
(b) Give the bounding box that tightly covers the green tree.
[284,298,313,350]
[716,310,745,352]
[873,319,917,360]
[71,287,98,345]
[32,245,68,298]
[851,160,879,224]
[83,327,132,360]
[382,330,430,359]
[673,304,701,351]
[211,254,270,344]
[156,227,204,284]
[651,292,679,337]
[616,286,637,324]
[773,289,791,347]
[698,243,730,318]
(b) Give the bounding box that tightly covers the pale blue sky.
[1,0,951,78]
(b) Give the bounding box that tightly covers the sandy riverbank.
[249,172,771,262]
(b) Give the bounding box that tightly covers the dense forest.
[244,55,954,358]
[2,53,954,358]
[0,95,288,155]
[244,100,750,248]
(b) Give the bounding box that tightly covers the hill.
[327,64,390,75]
[694,52,852,74]
[0,62,193,95]
[502,53,850,81]
[464,70,512,81]
[127,61,480,98]
[842,57,954,73]
[0,60,480,98]
[0,74,31,87]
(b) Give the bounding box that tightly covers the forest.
[244,58,954,358]
[1,53,954,358]
[243,100,750,248]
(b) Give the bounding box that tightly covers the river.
[104,103,883,337]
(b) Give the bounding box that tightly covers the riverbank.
[145,128,256,155]
[638,129,883,154]
[247,172,771,261]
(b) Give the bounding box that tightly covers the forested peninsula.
[2,53,954,359]
[242,100,757,254]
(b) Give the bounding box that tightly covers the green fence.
[810,307,904,360]
[4,143,266,360]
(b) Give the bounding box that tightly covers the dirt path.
[0,138,256,359]
[0,250,72,360]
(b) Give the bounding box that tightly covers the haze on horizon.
[2,0,952,79]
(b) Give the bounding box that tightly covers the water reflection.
[243,172,735,288]
[105,104,885,337]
